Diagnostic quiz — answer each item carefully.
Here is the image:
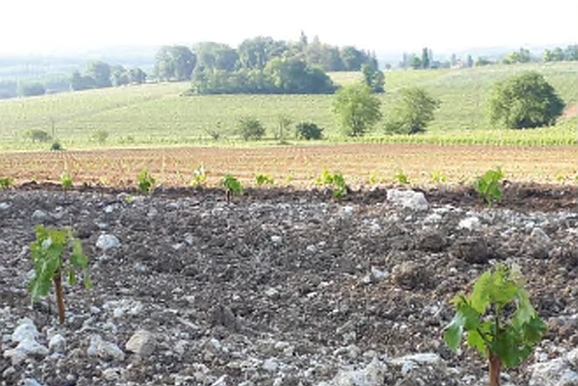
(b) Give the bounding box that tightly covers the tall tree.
[110,65,129,86]
[361,57,385,93]
[489,71,565,129]
[172,46,197,81]
[194,42,239,71]
[341,46,370,71]
[332,83,382,137]
[565,44,578,61]
[70,70,95,91]
[384,87,440,134]
[421,47,430,69]
[86,61,111,88]
[128,68,147,84]
[154,45,196,81]
[238,36,288,69]
[410,55,422,70]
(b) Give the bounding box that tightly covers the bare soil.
[0,183,577,386]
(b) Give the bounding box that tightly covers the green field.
[0,62,576,150]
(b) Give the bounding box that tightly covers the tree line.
[399,45,578,70]
[70,62,147,91]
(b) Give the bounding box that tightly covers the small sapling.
[444,263,546,386]
[221,174,243,203]
[28,225,92,324]
[473,167,504,207]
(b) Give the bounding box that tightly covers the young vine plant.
[136,168,156,194]
[28,225,92,324]
[221,174,243,203]
[444,263,547,386]
[473,167,504,207]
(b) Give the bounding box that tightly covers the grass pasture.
[0,62,576,150]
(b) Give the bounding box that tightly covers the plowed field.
[1,144,576,188]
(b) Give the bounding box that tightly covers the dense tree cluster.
[190,57,337,94]
[543,45,578,62]
[152,34,378,94]
[70,61,147,91]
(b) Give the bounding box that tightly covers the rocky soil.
[1,184,577,386]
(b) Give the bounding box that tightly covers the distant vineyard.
[0,62,576,151]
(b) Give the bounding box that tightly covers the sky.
[1,0,577,56]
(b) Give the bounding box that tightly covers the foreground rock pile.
[0,186,577,386]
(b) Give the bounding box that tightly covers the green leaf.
[70,239,88,268]
[457,301,481,331]
[470,270,492,313]
[513,289,535,326]
[67,269,77,285]
[466,328,486,355]
[445,263,546,371]
[84,274,93,290]
[521,316,548,344]
[444,311,465,352]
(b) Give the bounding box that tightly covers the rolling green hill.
[0,62,576,150]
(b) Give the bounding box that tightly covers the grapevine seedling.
[255,173,274,187]
[393,170,409,185]
[221,174,243,203]
[136,168,156,194]
[473,167,504,207]
[60,172,73,191]
[190,164,207,187]
[28,225,92,324]
[444,263,546,386]
[0,177,14,189]
[315,170,348,199]
[431,170,447,184]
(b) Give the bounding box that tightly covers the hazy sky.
[1,0,577,56]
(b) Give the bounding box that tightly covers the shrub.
[204,128,221,141]
[238,117,265,141]
[295,122,324,140]
[91,129,109,145]
[26,129,51,143]
[50,142,63,151]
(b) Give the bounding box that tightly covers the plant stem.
[53,272,66,324]
[488,350,502,386]
[489,305,502,386]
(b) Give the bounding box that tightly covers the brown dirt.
[0,184,577,385]
[0,144,576,189]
